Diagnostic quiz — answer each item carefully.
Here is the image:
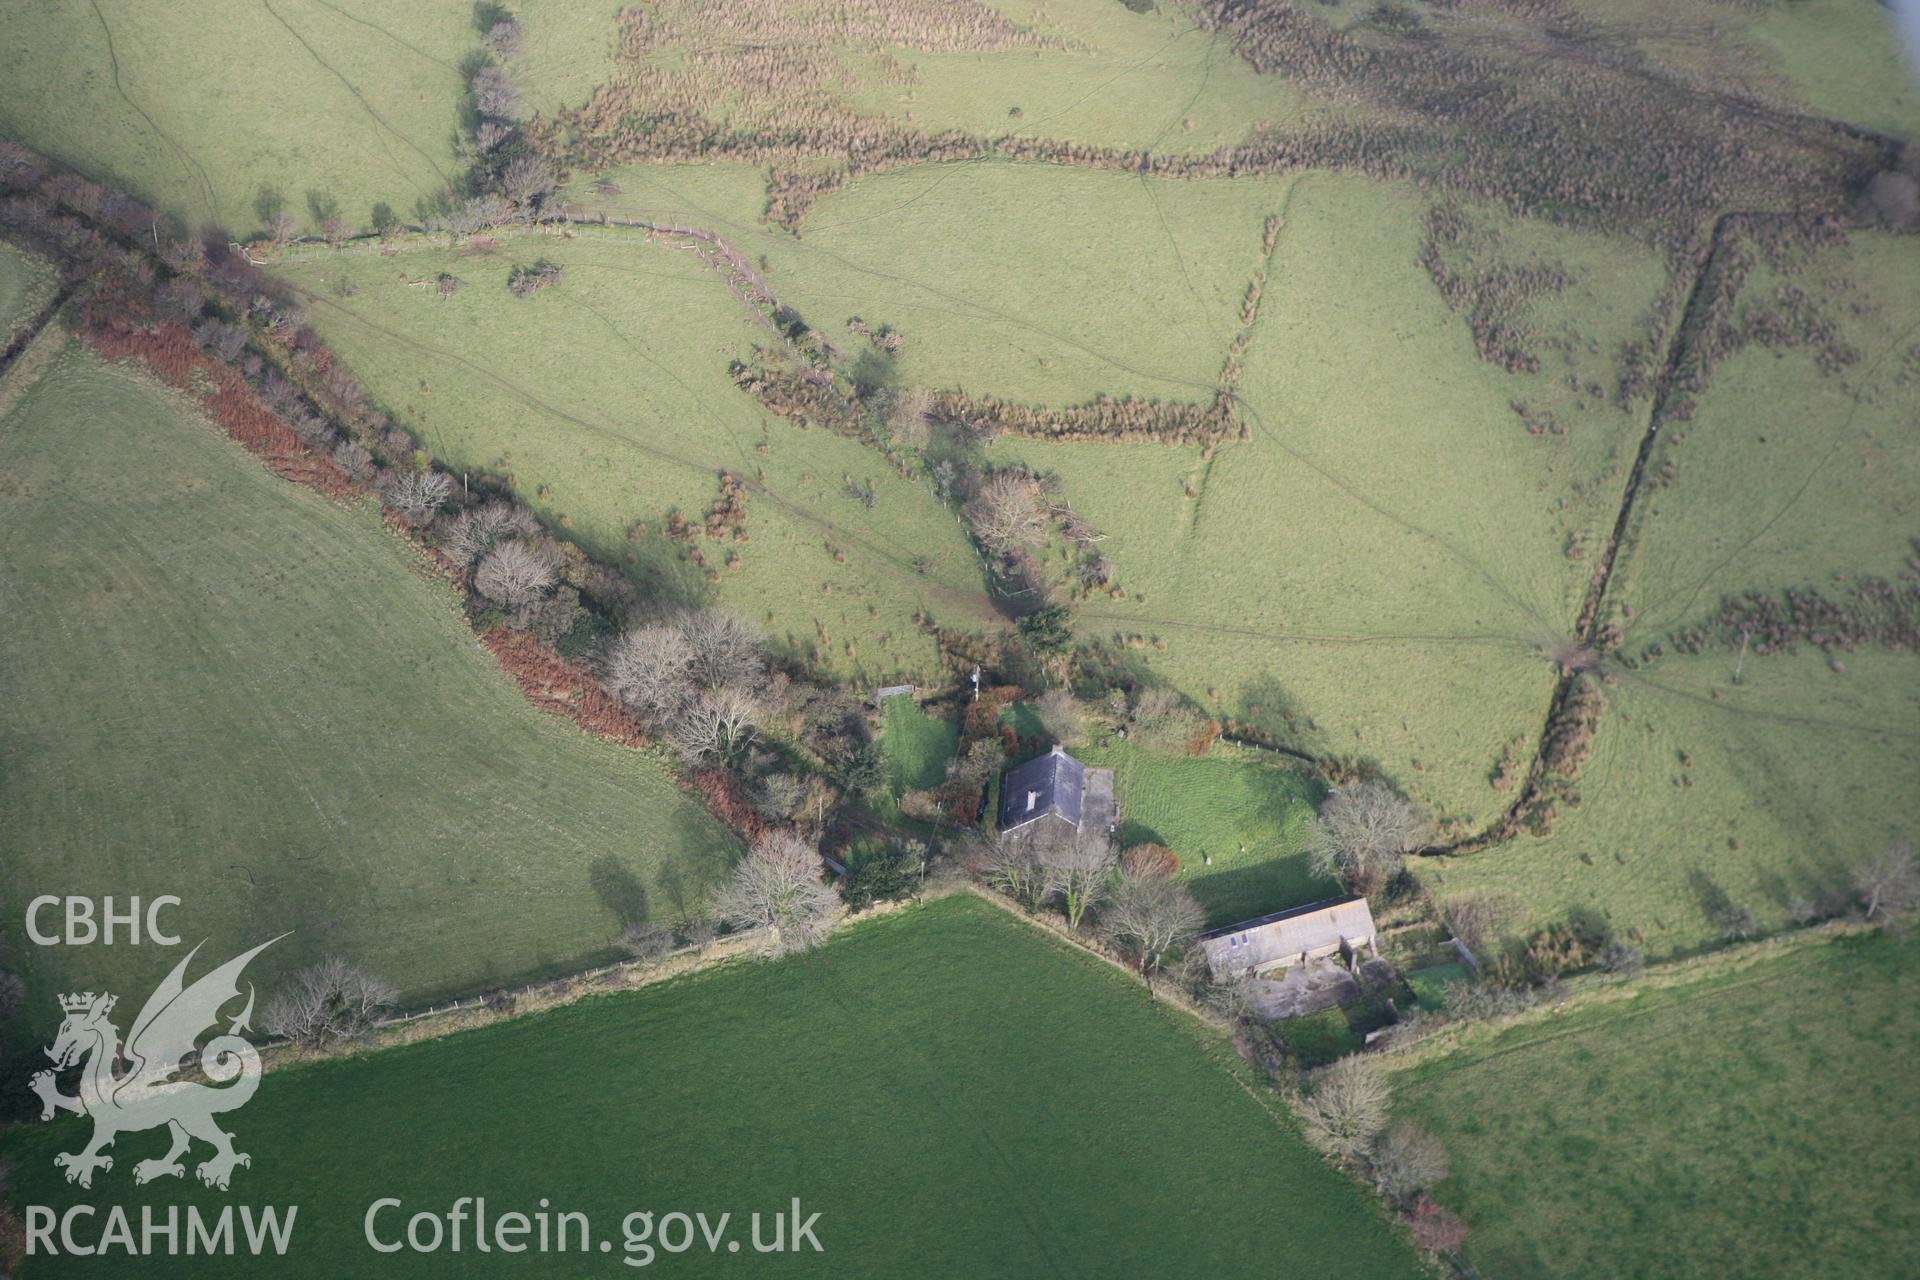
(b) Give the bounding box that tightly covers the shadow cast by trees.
[588,854,649,927]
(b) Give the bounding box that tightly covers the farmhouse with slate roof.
[997,745,1115,838]
[1199,896,1379,980]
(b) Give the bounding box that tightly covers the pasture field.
[0,0,477,236]
[548,0,1310,166]
[0,239,57,339]
[0,338,738,1021]
[993,172,1675,825]
[1610,232,1920,626]
[551,161,1283,407]
[1391,930,1920,1279]
[271,230,991,685]
[1564,0,1920,140]
[2,895,1423,1278]
[832,0,1302,155]
[1425,229,1920,958]
[1422,647,1920,958]
[762,165,1281,405]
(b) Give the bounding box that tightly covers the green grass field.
[1392,931,1920,1278]
[271,229,992,686]
[0,0,477,236]
[0,338,737,1018]
[838,0,1304,155]
[1073,739,1329,925]
[762,165,1282,404]
[877,695,957,794]
[3,895,1422,1278]
[992,172,1673,825]
[561,160,1280,405]
[1425,229,1920,958]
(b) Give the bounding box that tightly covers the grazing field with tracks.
[992,173,1673,826]
[3,896,1422,1279]
[0,340,737,1020]
[1426,230,1920,958]
[272,231,990,686]
[755,165,1282,404]
[0,0,473,235]
[0,0,626,237]
[1391,931,1920,1279]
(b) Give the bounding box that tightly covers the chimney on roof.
[1051,743,1063,755]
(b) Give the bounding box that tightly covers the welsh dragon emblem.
[31,937,282,1190]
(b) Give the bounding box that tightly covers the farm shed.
[997,745,1115,837]
[1199,896,1378,980]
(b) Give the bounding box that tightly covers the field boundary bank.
[539,0,1890,245]
[0,280,74,383]
[1376,917,1880,1074]
[1424,212,1794,856]
[237,891,943,1078]
[260,883,1242,1092]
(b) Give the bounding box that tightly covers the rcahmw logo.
[24,935,302,1260]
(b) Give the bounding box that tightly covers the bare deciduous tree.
[676,610,765,691]
[1037,828,1114,929]
[619,921,674,962]
[985,830,1045,907]
[266,211,299,245]
[1600,940,1643,976]
[965,472,1048,556]
[1202,967,1264,1026]
[1308,781,1432,894]
[1370,1120,1450,1205]
[888,386,931,448]
[1439,891,1506,953]
[484,15,525,59]
[1856,841,1920,923]
[668,686,760,763]
[713,831,838,956]
[602,625,697,722]
[470,65,523,121]
[474,540,556,610]
[946,738,1004,790]
[444,501,538,568]
[331,439,374,482]
[757,829,819,878]
[1127,686,1205,751]
[377,469,451,527]
[499,153,556,210]
[1404,1194,1468,1256]
[262,958,396,1049]
[1101,871,1203,984]
[1298,1055,1390,1161]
